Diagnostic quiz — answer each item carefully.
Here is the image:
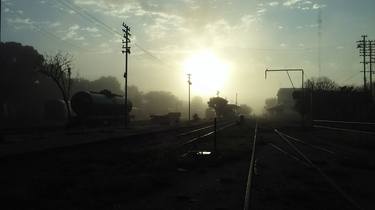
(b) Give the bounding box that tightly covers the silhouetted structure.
[265,88,301,115]
[71,90,132,125]
[294,88,375,121]
[357,35,375,94]
[0,42,61,126]
[122,22,131,127]
[150,112,181,125]
[40,53,73,120]
[208,97,239,119]
[187,73,192,121]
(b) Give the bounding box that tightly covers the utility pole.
[357,35,368,91]
[235,92,238,106]
[121,22,131,127]
[187,74,192,121]
[368,40,375,97]
[0,1,3,42]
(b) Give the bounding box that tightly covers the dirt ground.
[1,119,374,210]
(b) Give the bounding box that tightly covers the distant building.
[277,88,300,109]
[265,88,301,115]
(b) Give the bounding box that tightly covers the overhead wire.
[4,3,88,52]
[286,71,296,89]
[55,0,173,67]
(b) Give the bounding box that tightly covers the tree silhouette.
[72,76,123,95]
[0,42,60,122]
[191,96,206,117]
[305,76,338,91]
[143,91,181,115]
[90,76,122,94]
[0,42,44,102]
[40,53,73,120]
[128,85,143,108]
[207,97,228,118]
[238,104,252,116]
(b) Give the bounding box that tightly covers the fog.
[2,0,374,115]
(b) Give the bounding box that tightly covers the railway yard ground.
[1,118,375,210]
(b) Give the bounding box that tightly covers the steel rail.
[268,143,311,167]
[182,122,236,146]
[275,129,363,210]
[314,125,375,135]
[314,120,375,126]
[177,120,233,137]
[177,124,214,137]
[278,131,335,154]
[243,123,258,210]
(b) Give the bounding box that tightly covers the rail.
[243,123,258,210]
[275,129,363,210]
[314,120,375,126]
[182,121,236,146]
[314,125,375,135]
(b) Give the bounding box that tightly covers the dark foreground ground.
[1,119,375,210]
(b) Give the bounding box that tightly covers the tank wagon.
[71,89,132,124]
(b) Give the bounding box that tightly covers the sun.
[182,49,230,96]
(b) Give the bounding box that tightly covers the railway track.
[3,119,372,209]
[243,122,258,210]
[313,120,375,135]
[274,129,363,210]
[244,122,369,210]
[180,120,236,146]
[0,119,234,158]
[1,118,243,210]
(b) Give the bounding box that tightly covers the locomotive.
[71,89,132,125]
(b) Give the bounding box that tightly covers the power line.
[286,71,295,89]
[55,0,172,67]
[5,4,87,52]
[55,0,118,36]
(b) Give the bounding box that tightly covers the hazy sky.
[2,0,375,112]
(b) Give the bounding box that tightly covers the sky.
[1,0,375,113]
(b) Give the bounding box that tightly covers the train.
[71,89,132,125]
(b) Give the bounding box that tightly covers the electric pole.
[357,35,368,91]
[0,1,3,42]
[187,73,192,121]
[122,22,131,127]
[368,40,375,97]
[235,92,238,106]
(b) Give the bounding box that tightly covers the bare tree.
[40,52,73,120]
[305,76,338,91]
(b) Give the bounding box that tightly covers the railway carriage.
[71,89,132,125]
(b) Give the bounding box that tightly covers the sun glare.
[182,50,230,96]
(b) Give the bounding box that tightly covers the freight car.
[71,89,132,125]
